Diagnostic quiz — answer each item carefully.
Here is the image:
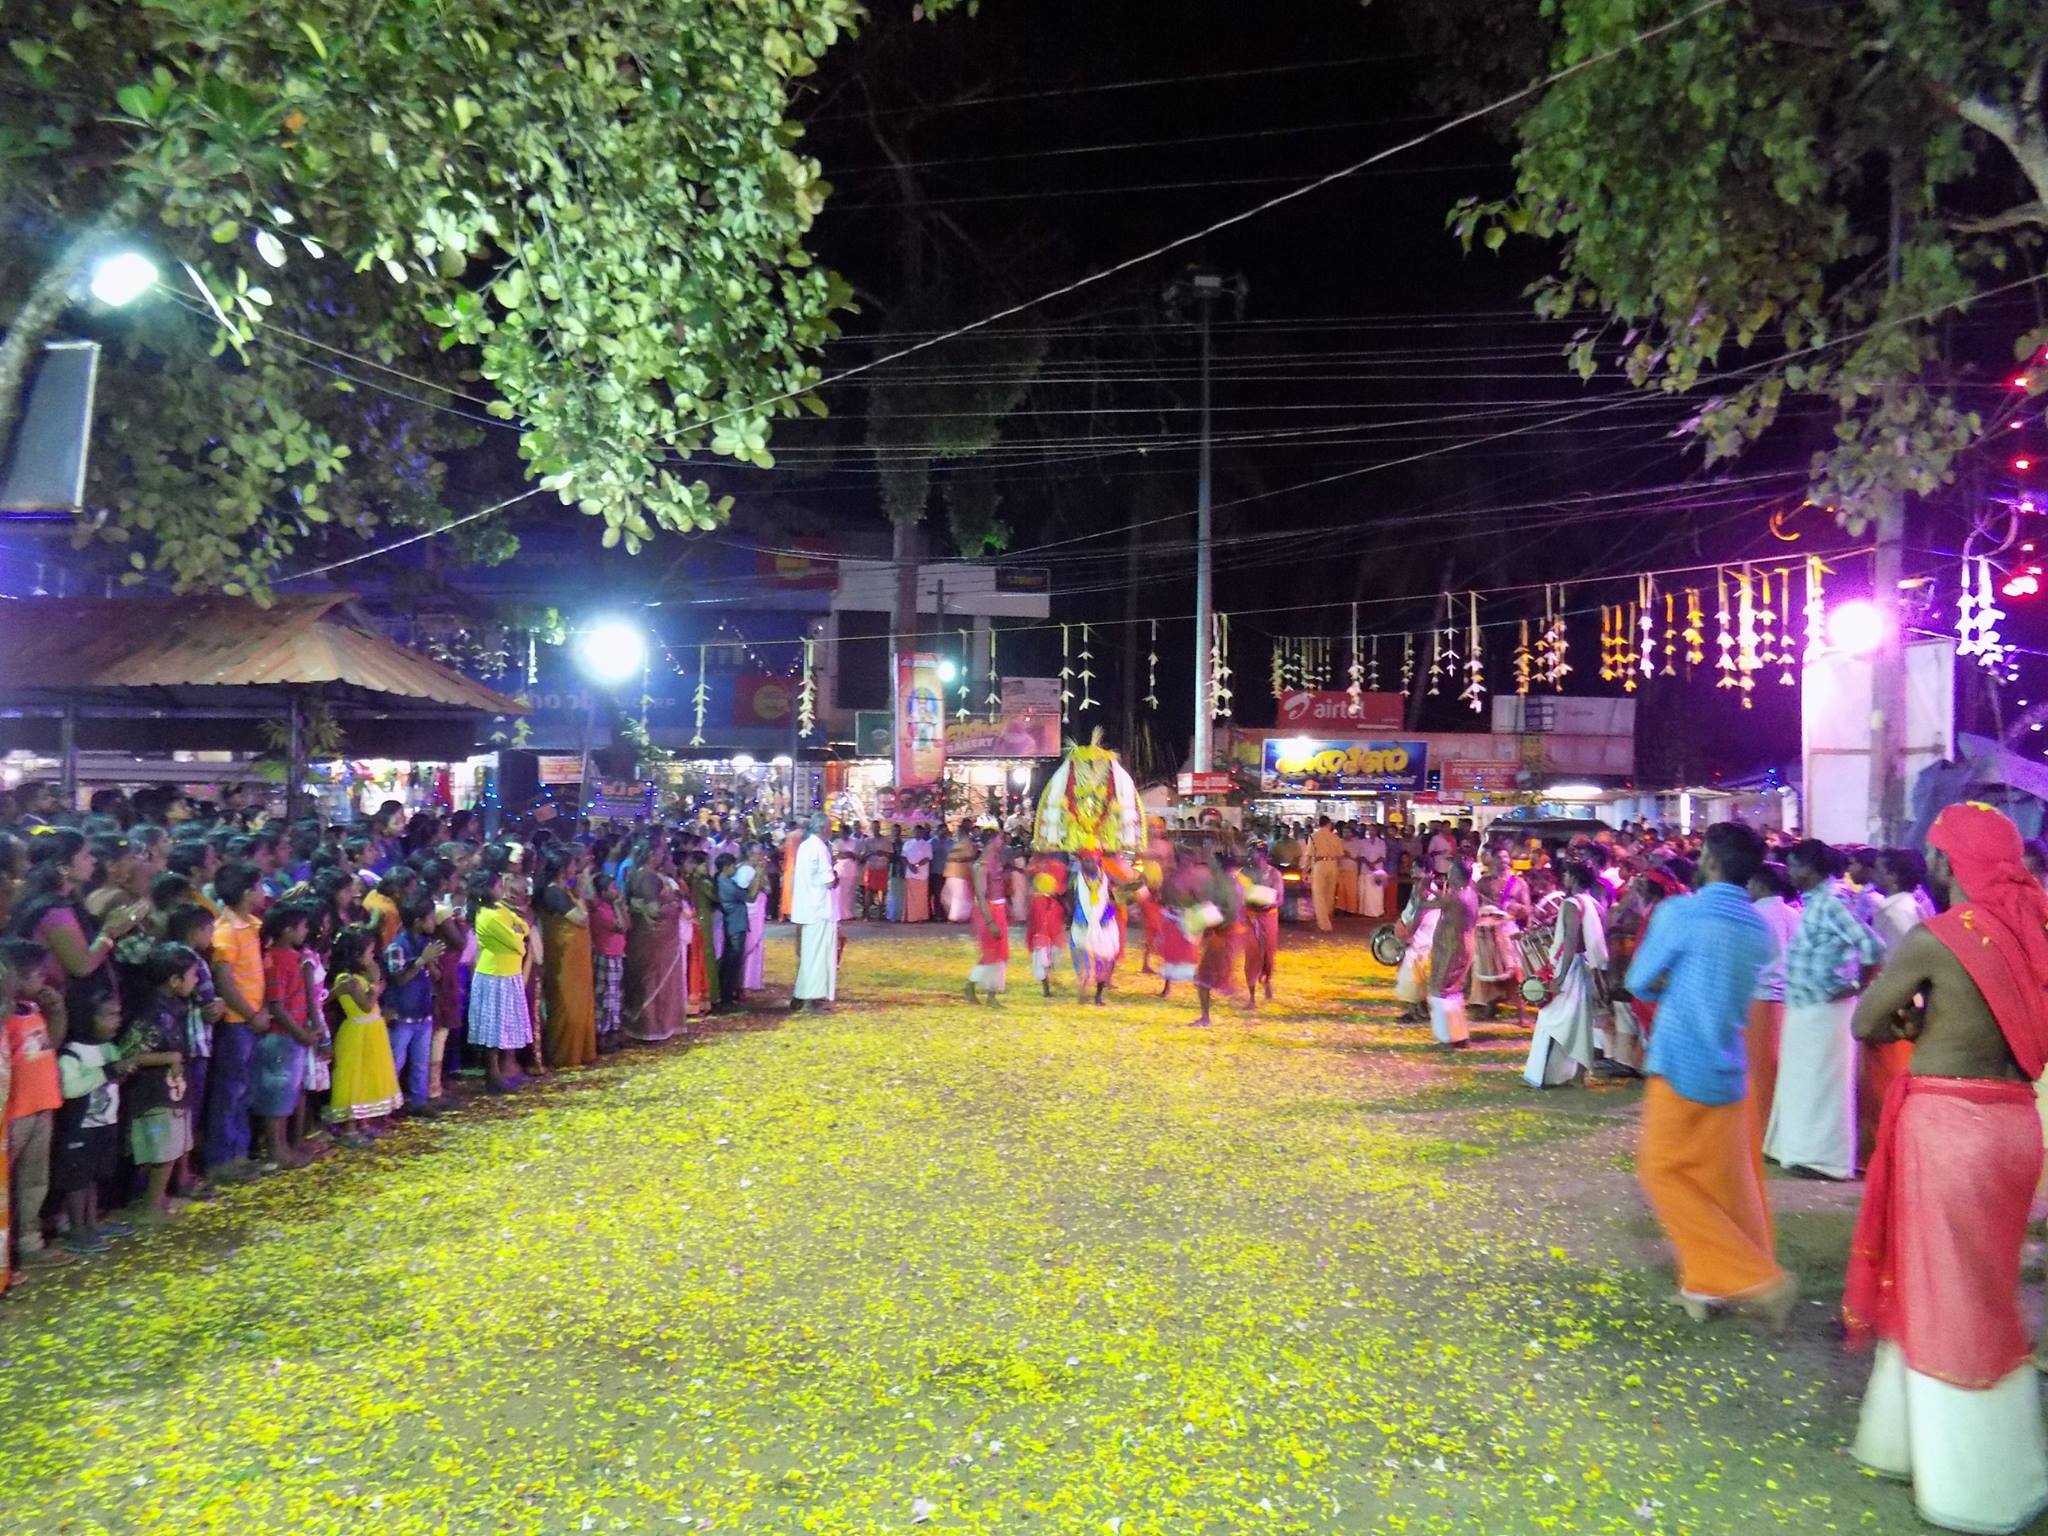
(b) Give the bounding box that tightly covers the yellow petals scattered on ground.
[0,925,1879,1534]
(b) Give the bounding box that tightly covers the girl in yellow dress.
[325,925,402,1144]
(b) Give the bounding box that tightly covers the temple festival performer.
[1068,851,1120,1006]
[1392,874,1438,1025]
[1843,803,2048,1534]
[1026,852,1070,998]
[1421,859,1478,1048]
[1156,851,1206,1002]
[1239,844,1283,1011]
[1188,856,1246,1028]
[1524,861,1608,1087]
[965,829,1010,1006]
[1624,822,1790,1327]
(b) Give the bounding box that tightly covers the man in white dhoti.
[1392,877,1439,1023]
[1355,827,1388,920]
[1767,839,1882,1179]
[1524,861,1608,1088]
[791,813,839,1011]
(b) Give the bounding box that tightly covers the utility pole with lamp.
[1163,267,1246,776]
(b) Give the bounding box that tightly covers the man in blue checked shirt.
[1626,822,1793,1325]
[1764,840,1883,1182]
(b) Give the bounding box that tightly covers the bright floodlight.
[770,754,793,768]
[1010,765,1033,787]
[938,658,959,683]
[577,620,646,685]
[731,754,756,771]
[1546,783,1603,800]
[1827,599,1886,656]
[88,250,159,307]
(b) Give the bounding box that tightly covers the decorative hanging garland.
[1347,604,1365,717]
[1546,584,1571,691]
[1735,563,1760,707]
[1059,623,1073,723]
[691,643,709,747]
[1683,588,1706,671]
[1077,624,1096,712]
[1401,631,1415,695]
[797,638,817,738]
[1514,619,1532,695]
[1460,591,1486,713]
[1368,632,1381,693]
[1661,591,1677,676]
[986,625,1001,720]
[1637,574,1655,683]
[1714,568,1737,691]
[1145,619,1159,711]
[1757,570,1778,661]
[1802,556,1828,663]
[1210,612,1234,718]
[956,627,972,721]
[1776,569,1796,684]
[1269,635,1287,702]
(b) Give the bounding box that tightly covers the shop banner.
[1275,690,1406,729]
[1441,758,1520,795]
[588,779,656,821]
[1261,737,1428,793]
[1000,676,1062,714]
[946,711,1060,758]
[894,652,947,788]
[1178,770,1234,795]
[535,754,584,785]
[733,673,794,726]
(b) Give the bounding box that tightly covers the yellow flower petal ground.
[0,926,1889,1534]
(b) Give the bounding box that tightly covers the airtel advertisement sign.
[1274,690,1405,728]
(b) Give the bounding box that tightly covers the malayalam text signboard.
[1441,758,1521,796]
[1261,738,1428,793]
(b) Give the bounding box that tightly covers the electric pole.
[1166,267,1245,774]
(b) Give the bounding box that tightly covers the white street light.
[88,251,159,308]
[938,658,959,683]
[731,754,757,772]
[1010,765,1033,787]
[576,619,646,686]
[770,754,793,768]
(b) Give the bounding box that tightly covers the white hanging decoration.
[1459,591,1486,713]
[1145,619,1159,710]
[1715,568,1737,691]
[1637,574,1655,682]
[690,643,709,747]
[1270,635,1288,702]
[526,632,538,686]
[1368,632,1381,693]
[1735,563,1760,708]
[1684,587,1706,672]
[1059,623,1073,723]
[1959,556,2013,679]
[955,627,972,721]
[1514,619,1531,696]
[1076,623,1096,712]
[797,637,817,738]
[985,625,1001,719]
[1210,612,1234,719]
[1802,555,1828,664]
[1346,603,1364,718]
[1401,632,1414,695]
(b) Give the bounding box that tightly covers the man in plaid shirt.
[1765,840,1882,1181]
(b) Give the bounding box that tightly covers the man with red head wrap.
[1844,803,2048,1534]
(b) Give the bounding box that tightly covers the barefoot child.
[255,903,319,1168]
[121,944,200,1223]
[325,926,403,1145]
[52,978,129,1253]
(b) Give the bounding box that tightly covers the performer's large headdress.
[1033,728,1143,853]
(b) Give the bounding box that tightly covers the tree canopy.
[1,0,864,594]
[1449,0,2048,528]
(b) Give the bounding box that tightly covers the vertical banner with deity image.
[893,651,947,789]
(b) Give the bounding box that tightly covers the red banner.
[733,673,793,726]
[1441,759,1521,795]
[894,652,947,788]
[1275,690,1405,729]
